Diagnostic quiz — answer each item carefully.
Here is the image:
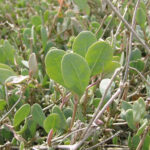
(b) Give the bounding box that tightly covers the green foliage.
[99,78,115,99]
[85,41,113,76]
[0,99,6,111]
[72,31,97,57]
[0,68,16,84]
[52,105,68,130]
[44,113,61,133]
[136,8,146,29]
[62,53,90,96]
[31,103,46,127]
[13,104,30,127]
[0,0,150,148]
[125,109,136,130]
[45,49,66,86]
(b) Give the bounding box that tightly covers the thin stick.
[86,130,123,150]
[73,85,123,150]
[129,67,150,87]
[48,0,64,38]
[105,0,150,54]
[136,123,150,150]
[100,12,115,39]
[123,0,141,82]
[95,15,107,36]
[81,67,123,138]
[0,92,23,124]
[114,5,128,37]
[69,95,79,132]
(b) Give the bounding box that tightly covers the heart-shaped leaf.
[72,31,97,57]
[44,113,61,133]
[14,104,30,127]
[45,49,66,86]
[31,103,46,127]
[85,41,113,76]
[62,53,90,96]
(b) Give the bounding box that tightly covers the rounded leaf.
[31,103,46,127]
[62,53,90,96]
[52,106,68,130]
[44,113,61,133]
[14,104,30,127]
[72,31,97,57]
[85,41,113,76]
[45,49,66,86]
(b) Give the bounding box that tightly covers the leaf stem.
[68,94,79,132]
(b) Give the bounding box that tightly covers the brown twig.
[68,94,79,132]
[136,123,150,150]
[105,0,150,54]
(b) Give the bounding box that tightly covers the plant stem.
[69,94,79,132]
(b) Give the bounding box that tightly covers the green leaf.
[104,61,120,75]
[45,49,66,86]
[73,0,87,9]
[72,31,97,57]
[62,53,90,96]
[0,99,6,111]
[136,8,146,29]
[0,68,16,84]
[52,105,68,130]
[85,41,113,76]
[14,104,30,127]
[136,119,148,136]
[29,53,38,76]
[0,63,14,71]
[99,78,115,99]
[126,109,136,130]
[121,101,132,111]
[132,135,140,150]
[43,113,61,133]
[23,28,31,49]
[142,135,150,150]
[31,103,46,127]
[130,49,141,61]
[63,108,73,119]
[41,26,48,49]
[0,41,15,65]
[130,59,144,72]
[133,97,146,123]
[31,15,42,27]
